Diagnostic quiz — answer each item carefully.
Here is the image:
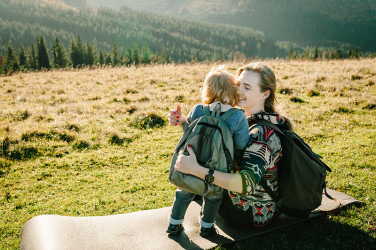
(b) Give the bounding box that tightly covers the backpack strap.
[202,104,211,116]
[213,103,222,117]
[323,182,342,209]
[203,103,222,117]
[203,103,239,121]
[220,107,239,121]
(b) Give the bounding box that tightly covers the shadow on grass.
[220,216,375,249]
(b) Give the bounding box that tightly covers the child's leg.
[169,188,196,224]
[200,194,223,228]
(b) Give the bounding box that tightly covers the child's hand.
[168,104,185,127]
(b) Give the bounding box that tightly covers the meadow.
[1,59,375,249]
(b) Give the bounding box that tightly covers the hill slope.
[0,0,287,61]
[90,0,376,52]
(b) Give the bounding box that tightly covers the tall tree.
[76,35,85,67]
[26,43,38,70]
[111,43,122,66]
[70,35,85,68]
[125,48,133,66]
[3,42,19,73]
[69,36,79,68]
[52,37,69,68]
[104,53,112,65]
[85,42,96,66]
[98,49,104,66]
[36,36,50,69]
[132,43,140,65]
[18,44,27,68]
[313,47,319,60]
[141,42,151,64]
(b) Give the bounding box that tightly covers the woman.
[168,62,293,231]
[166,67,249,237]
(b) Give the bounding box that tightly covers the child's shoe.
[199,225,215,237]
[166,223,184,235]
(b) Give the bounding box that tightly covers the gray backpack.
[169,104,239,197]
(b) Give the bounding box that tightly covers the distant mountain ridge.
[88,0,376,52]
[0,0,287,61]
[12,0,84,10]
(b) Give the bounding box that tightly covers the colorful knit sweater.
[228,111,285,226]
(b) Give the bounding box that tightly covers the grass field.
[1,59,375,249]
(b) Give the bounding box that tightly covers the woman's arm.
[175,146,244,193]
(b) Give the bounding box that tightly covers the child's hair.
[201,66,238,106]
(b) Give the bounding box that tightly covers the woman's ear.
[263,90,271,99]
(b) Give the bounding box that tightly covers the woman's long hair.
[237,62,294,130]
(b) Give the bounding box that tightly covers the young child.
[166,67,250,237]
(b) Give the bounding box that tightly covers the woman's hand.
[175,145,201,175]
[168,104,186,127]
[176,145,244,193]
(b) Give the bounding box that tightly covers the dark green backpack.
[169,104,239,197]
[253,120,332,218]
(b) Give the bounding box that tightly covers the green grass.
[1,60,376,249]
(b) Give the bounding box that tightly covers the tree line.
[0,35,171,74]
[2,34,374,75]
[287,47,370,60]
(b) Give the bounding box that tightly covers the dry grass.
[1,59,375,248]
[0,64,205,143]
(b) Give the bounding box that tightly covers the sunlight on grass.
[1,60,375,248]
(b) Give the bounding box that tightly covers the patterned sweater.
[228,111,285,226]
